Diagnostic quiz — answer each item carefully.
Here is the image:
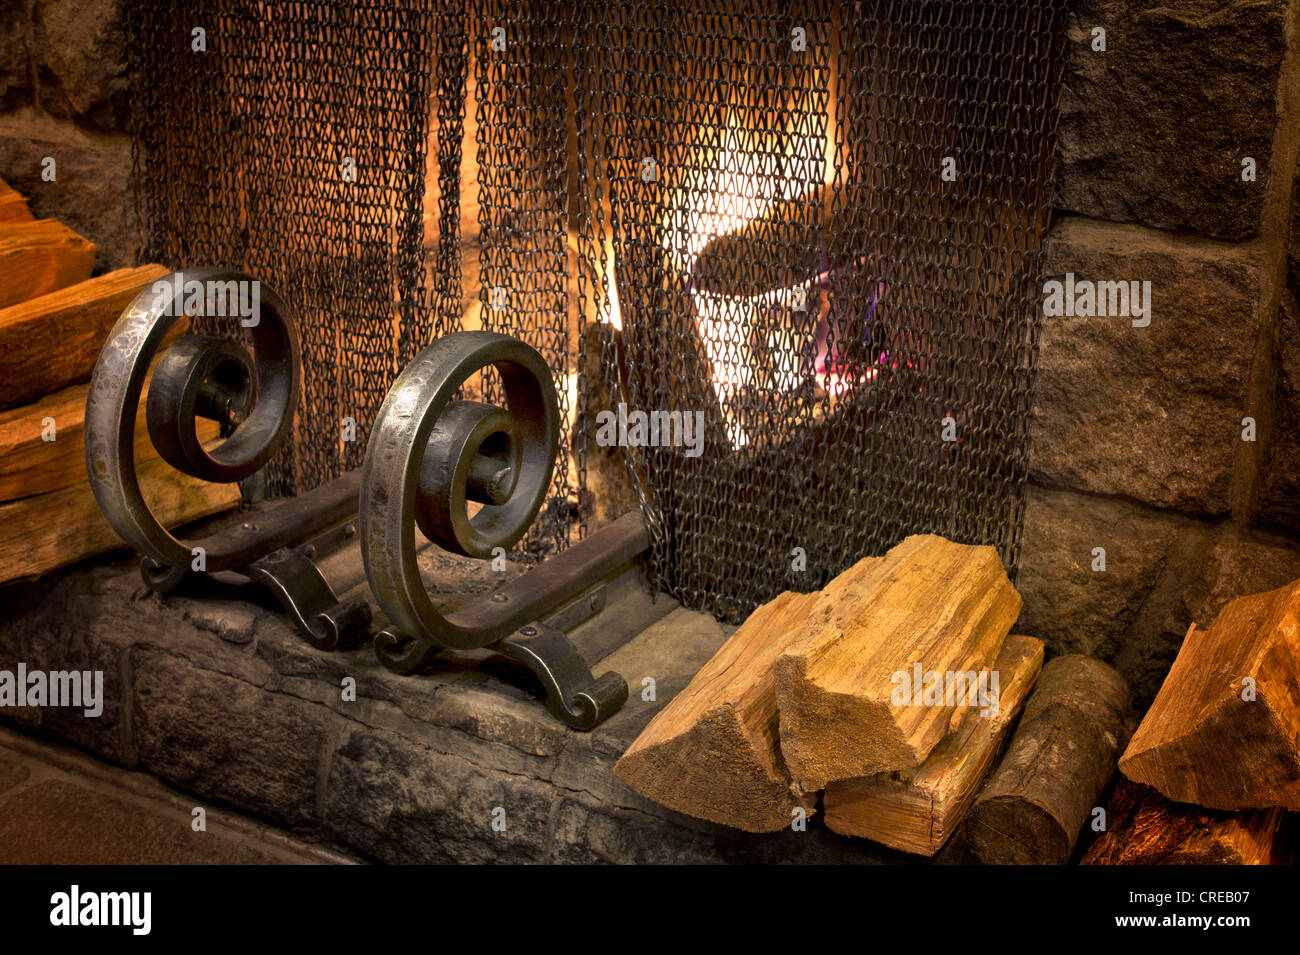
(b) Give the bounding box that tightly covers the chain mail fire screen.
[125,0,1067,623]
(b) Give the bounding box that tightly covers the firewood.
[966,655,1129,864]
[0,220,96,309]
[774,534,1021,790]
[1082,778,1284,866]
[0,178,33,225]
[0,371,217,503]
[0,453,240,585]
[615,559,885,832]
[1120,579,1300,812]
[824,634,1043,856]
[0,265,172,409]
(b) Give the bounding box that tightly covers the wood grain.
[0,369,217,502]
[774,534,1021,790]
[0,219,96,309]
[1119,579,1300,812]
[614,559,885,832]
[1082,778,1284,866]
[0,265,171,409]
[0,178,33,225]
[0,452,239,585]
[824,634,1044,856]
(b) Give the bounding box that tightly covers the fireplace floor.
[0,561,937,864]
[0,725,351,864]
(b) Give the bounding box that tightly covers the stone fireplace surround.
[1,0,1299,862]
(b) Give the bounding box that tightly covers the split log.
[966,655,1129,864]
[0,220,96,309]
[1120,579,1300,811]
[615,558,885,832]
[0,178,33,225]
[824,634,1043,856]
[0,452,239,585]
[1082,778,1284,866]
[774,534,1021,790]
[0,371,217,502]
[0,265,171,409]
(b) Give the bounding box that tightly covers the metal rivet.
[491,592,508,603]
[519,625,537,636]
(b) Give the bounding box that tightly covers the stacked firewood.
[0,177,239,585]
[1080,577,1300,865]
[615,533,1130,860]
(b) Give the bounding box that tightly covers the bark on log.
[0,265,171,410]
[775,534,1021,790]
[965,655,1130,864]
[0,220,95,309]
[1082,778,1284,866]
[615,558,885,832]
[824,634,1044,856]
[1120,579,1300,811]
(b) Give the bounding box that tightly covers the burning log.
[1082,778,1285,866]
[0,219,95,309]
[775,534,1021,790]
[1119,578,1300,812]
[824,634,1044,856]
[966,655,1130,865]
[0,266,172,410]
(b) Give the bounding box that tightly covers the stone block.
[1057,0,1287,240]
[1016,485,1182,660]
[1031,218,1261,514]
[323,727,555,864]
[131,649,328,826]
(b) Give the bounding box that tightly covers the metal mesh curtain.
[127,0,1066,618]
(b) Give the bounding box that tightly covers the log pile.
[0,178,240,585]
[619,534,1052,850]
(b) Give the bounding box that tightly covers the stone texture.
[30,0,131,129]
[0,750,29,793]
[1160,528,1300,642]
[323,726,555,864]
[0,1,31,113]
[186,601,258,645]
[1031,218,1262,515]
[1016,485,1182,660]
[1255,294,1300,535]
[0,109,135,272]
[1058,0,1288,240]
[131,648,329,827]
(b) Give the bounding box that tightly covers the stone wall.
[1019,0,1300,703]
[3,0,1299,710]
[0,0,134,272]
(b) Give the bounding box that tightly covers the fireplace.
[123,0,1065,624]
[1,0,1299,869]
